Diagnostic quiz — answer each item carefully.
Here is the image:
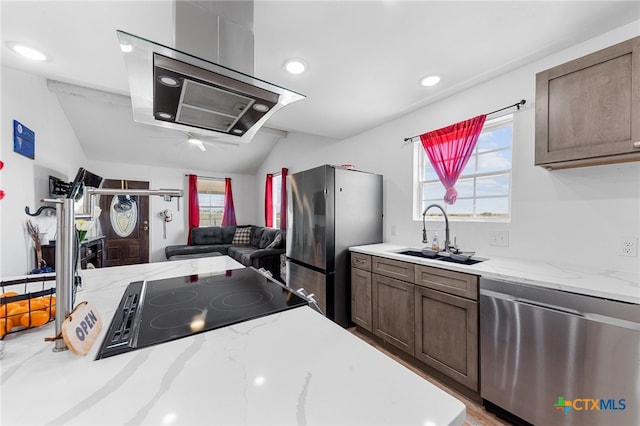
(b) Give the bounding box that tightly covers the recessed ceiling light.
[232,129,244,134]
[7,41,49,61]
[283,59,307,75]
[420,75,441,87]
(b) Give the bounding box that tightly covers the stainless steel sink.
[398,249,486,265]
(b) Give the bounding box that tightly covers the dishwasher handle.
[481,289,584,317]
[515,298,585,318]
[481,288,640,331]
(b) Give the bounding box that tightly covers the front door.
[98,179,150,267]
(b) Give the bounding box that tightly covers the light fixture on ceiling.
[6,41,49,61]
[283,59,308,75]
[156,112,174,120]
[253,103,269,112]
[420,75,441,87]
[157,75,181,87]
[187,134,206,151]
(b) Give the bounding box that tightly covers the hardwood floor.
[349,327,510,426]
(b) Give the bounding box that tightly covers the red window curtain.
[280,168,288,230]
[265,174,273,227]
[221,177,237,226]
[420,115,486,205]
[187,174,199,245]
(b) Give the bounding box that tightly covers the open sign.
[61,302,102,356]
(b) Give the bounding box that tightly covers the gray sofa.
[165,225,286,278]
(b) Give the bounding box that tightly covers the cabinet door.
[372,274,415,356]
[351,267,372,331]
[535,36,640,168]
[415,286,478,391]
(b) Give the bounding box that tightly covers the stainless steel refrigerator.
[286,165,383,327]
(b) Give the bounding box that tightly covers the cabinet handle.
[633,141,640,148]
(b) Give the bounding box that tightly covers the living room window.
[270,173,282,228]
[197,178,225,226]
[414,114,513,221]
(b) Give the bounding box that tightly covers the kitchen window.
[197,178,225,226]
[414,114,513,221]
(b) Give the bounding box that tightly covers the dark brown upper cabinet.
[535,36,640,169]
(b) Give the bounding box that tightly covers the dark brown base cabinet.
[351,266,373,331]
[372,273,415,355]
[351,252,479,392]
[415,285,478,391]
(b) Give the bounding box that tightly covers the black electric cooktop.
[96,268,308,359]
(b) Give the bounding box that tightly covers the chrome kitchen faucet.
[422,204,451,252]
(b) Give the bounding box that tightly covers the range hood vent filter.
[176,81,250,133]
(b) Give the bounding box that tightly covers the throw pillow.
[232,226,251,245]
[266,233,283,249]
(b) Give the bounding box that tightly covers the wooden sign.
[61,302,102,356]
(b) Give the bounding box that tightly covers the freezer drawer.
[480,278,640,426]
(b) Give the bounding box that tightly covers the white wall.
[85,161,257,263]
[256,21,640,275]
[1,67,87,277]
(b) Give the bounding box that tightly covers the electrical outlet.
[489,230,509,247]
[619,237,638,257]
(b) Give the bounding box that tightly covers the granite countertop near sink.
[350,243,640,305]
[1,255,466,426]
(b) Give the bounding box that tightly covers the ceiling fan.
[149,131,241,152]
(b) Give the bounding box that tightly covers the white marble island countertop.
[1,256,466,425]
[350,243,640,304]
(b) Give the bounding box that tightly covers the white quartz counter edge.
[350,243,640,305]
[1,256,466,426]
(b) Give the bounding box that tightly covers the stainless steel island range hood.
[117,1,304,144]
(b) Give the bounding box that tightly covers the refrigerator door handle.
[296,288,324,315]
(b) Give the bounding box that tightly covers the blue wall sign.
[14,120,35,159]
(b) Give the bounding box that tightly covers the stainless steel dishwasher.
[480,277,639,426]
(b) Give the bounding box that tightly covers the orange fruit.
[27,298,48,311]
[0,302,21,319]
[41,296,56,317]
[0,298,25,312]
[7,306,29,328]
[0,291,18,302]
[0,318,13,337]
[19,311,50,328]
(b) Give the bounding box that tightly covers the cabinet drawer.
[351,252,372,271]
[372,257,415,282]
[415,265,478,300]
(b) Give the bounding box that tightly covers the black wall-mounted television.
[67,168,103,201]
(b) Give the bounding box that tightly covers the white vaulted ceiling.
[2,1,639,173]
